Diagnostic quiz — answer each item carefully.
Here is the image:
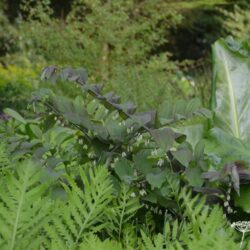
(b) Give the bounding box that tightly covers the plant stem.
[240,231,245,249]
[10,167,29,250]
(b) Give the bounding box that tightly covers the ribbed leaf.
[211,37,250,141]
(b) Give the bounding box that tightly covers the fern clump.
[140,189,239,250]
[105,184,141,242]
[44,166,114,249]
[0,158,242,249]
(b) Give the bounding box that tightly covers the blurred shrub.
[0,64,38,111]
[107,55,197,109]
[0,11,18,57]
[0,0,241,109]
[218,2,250,40]
[14,0,192,109]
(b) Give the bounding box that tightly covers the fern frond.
[79,234,123,250]
[121,224,138,250]
[177,189,238,249]
[0,141,11,171]
[140,230,159,250]
[45,165,113,249]
[163,221,185,250]
[179,188,206,236]
[141,188,238,250]
[140,230,173,250]
[183,206,238,250]
[0,161,51,250]
[105,184,141,241]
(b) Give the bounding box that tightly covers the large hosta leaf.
[211,37,250,141]
[205,127,250,169]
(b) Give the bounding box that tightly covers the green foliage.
[1,0,244,109]
[164,0,228,9]
[0,158,128,249]
[0,64,38,111]
[234,186,250,213]
[106,185,141,241]
[0,156,242,249]
[11,0,209,108]
[1,108,83,177]
[44,166,114,249]
[32,66,214,212]
[218,3,250,41]
[1,38,237,219]
[201,38,250,201]
[28,0,179,106]
[3,37,249,221]
[140,189,238,250]
[0,161,51,250]
[0,8,18,56]
[0,1,250,248]
[204,127,250,169]
[33,37,250,221]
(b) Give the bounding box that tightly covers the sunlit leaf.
[212,37,250,142]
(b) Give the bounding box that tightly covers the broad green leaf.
[133,150,153,175]
[174,124,204,150]
[60,67,74,81]
[172,142,193,167]
[185,167,204,187]
[105,118,126,142]
[29,124,43,138]
[211,37,250,141]
[95,105,109,120]
[131,111,156,128]
[205,128,250,168]
[49,127,75,146]
[158,98,210,126]
[52,96,93,129]
[194,140,205,162]
[87,100,99,115]
[114,158,134,184]
[74,67,88,83]
[234,185,250,213]
[114,102,137,115]
[158,99,174,125]
[41,66,58,81]
[146,169,167,189]
[4,108,27,124]
[150,128,176,151]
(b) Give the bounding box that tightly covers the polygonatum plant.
[31,63,213,212]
